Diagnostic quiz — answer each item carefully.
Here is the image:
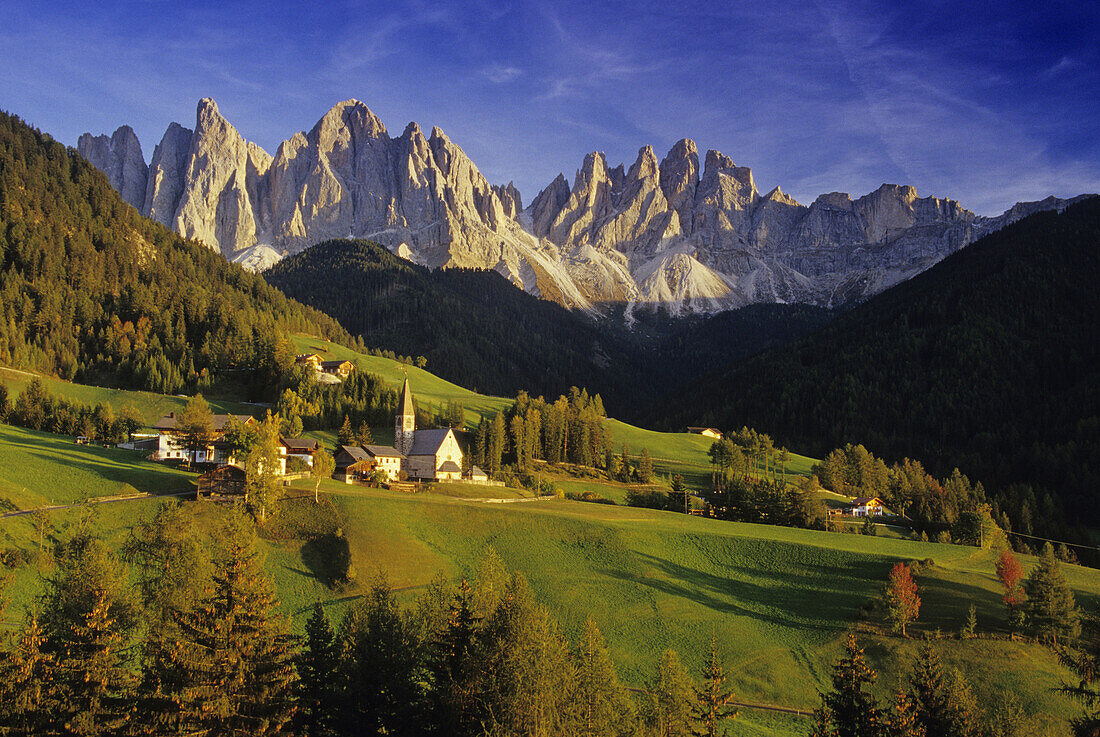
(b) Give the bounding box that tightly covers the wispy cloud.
[482,65,523,84]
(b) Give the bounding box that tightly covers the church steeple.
[395,373,415,456]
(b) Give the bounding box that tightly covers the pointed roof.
[409,428,454,456]
[400,374,415,417]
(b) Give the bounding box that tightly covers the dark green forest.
[649,198,1100,535]
[264,238,831,414]
[0,110,351,399]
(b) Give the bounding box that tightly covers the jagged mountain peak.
[77,98,1092,317]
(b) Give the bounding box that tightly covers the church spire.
[395,371,415,456]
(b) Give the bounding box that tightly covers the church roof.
[400,375,415,417]
[409,428,453,456]
[363,444,405,460]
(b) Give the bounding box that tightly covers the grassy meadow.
[0,357,1091,734]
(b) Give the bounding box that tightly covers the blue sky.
[1,0,1096,214]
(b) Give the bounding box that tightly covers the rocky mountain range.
[79,98,1089,315]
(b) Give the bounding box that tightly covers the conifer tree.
[692,638,736,737]
[337,578,423,737]
[480,572,574,737]
[908,644,949,737]
[642,649,695,737]
[355,420,373,445]
[38,534,137,736]
[1024,543,1081,643]
[430,578,485,736]
[338,415,355,446]
[0,616,56,735]
[297,604,338,737]
[570,618,635,737]
[886,690,922,737]
[639,448,655,484]
[810,633,883,737]
[163,512,298,735]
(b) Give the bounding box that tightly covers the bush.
[566,491,616,505]
[626,488,671,510]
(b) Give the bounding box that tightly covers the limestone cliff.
[79,98,1091,315]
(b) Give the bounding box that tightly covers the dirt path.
[1,488,194,519]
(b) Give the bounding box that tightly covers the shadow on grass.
[27,447,192,497]
[599,550,883,632]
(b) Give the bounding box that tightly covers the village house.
[850,497,886,517]
[686,427,723,439]
[280,437,321,468]
[320,359,355,379]
[196,464,247,498]
[334,443,406,483]
[151,411,255,463]
[295,353,322,370]
[295,353,354,382]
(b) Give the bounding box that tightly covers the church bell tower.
[395,374,415,456]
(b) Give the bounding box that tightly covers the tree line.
[0,501,744,737]
[651,198,1100,560]
[472,388,610,477]
[0,109,353,401]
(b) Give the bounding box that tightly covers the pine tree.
[1024,542,1081,643]
[639,448,655,484]
[337,578,423,737]
[338,415,355,446]
[909,644,978,737]
[885,690,923,737]
[163,512,298,735]
[38,534,137,736]
[810,633,883,737]
[430,578,485,737]
[885,562,920,637]
[692,638,736,737]
[355,420,373,445]
[642,649,695,737]
[297,604,338,737]
[570,618,635,737]
[479,572,574,737]
[0,616,56,735]
[959,603,977,639]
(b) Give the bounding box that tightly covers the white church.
[395,376,464,482]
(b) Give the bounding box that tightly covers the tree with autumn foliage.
[996,549,1026,631]
[885,562,921,637]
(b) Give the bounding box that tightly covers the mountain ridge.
[79,98,1092,315]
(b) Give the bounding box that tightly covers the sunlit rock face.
[80,99,1089,315]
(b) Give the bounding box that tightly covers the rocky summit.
[79,98,1087,314]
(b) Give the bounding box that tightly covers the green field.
[0,358,1089,734]
[290,335,821,487]
[0,367,260,425]
[0,420,1094,734]
[291,335,512,429]
[275,478,1094,735]
[0,424,195,511]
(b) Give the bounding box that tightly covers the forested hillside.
[265,239,832,413]
[650,198,1100,535]
[0,110,351,398]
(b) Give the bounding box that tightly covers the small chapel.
[395,376,464,482]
